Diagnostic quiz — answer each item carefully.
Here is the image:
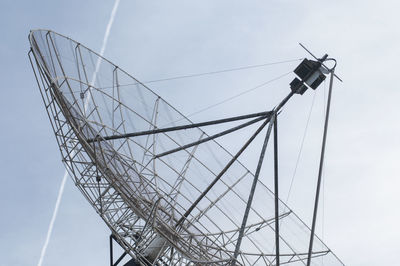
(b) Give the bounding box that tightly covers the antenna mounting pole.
[306,67,336,266]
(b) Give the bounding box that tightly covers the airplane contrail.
[37,1,120,265]
[36,171,68,266]
[90,0,121,88]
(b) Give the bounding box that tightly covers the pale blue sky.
[1,1,399,265]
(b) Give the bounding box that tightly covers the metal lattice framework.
[29,29,344,266]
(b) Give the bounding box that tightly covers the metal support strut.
[109,234,129,266]
[158,91,293,158]
[176,116,271,227]
[306,68,335,266]
[88,111,271,143]
[231,112,276,265]
[274,114,280,266]
[176,92,295,228]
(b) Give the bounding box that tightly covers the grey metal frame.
[28,29,344,266]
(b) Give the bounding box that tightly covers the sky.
[1,1,400,265]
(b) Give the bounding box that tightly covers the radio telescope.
[29,30,344,266]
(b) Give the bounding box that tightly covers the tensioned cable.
[66,58,302,93]
[284,89,317,208]
[272,86,317,256]
[141,58,302,85]
[184,70,293,119]
[159,70,292,128]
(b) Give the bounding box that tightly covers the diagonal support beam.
[175,116,271,228]
[231,112,276,265]
[306,69,335,266]
[87,111,272,143]
[155,115,268,158]
[155,91,293,159]
[175,91,295,228]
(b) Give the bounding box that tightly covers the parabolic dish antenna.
[29,30,344,266]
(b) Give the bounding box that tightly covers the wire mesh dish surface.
[29,29,343,266]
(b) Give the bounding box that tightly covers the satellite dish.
[29,30,344,266]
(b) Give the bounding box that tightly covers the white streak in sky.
[36,171,68,266]
[90,0,121,88]
[37,1,120,266]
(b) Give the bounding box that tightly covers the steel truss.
[29,29,344,266]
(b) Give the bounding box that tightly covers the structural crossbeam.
[87,111,272,143]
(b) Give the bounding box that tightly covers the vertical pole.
[306,69,335,266]
[110,234,114,266]
[231,113,276,265]
[273,114,280,266]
